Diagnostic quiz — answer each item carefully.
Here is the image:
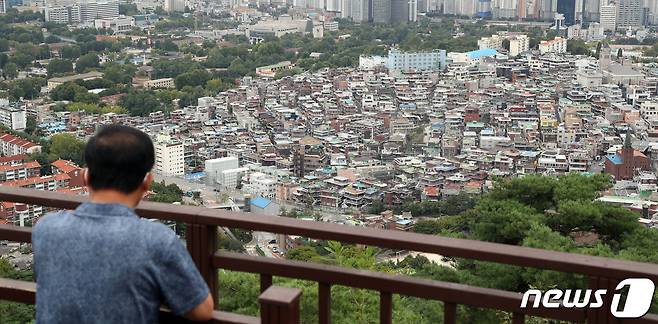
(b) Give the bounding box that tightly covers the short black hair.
[84,125,155,194]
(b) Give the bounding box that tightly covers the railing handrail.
[2,186,658,281]
[214,251,586,321]
[0,278,260,324]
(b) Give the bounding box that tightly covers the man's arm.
[155,230,213,320]
[184,293,214,321]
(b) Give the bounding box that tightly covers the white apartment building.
[539,37,568,55]
[387,48,447,72]
[0,106,26,131]
[600,4,617,31]
[221,167,249,189]
[164,0,185,12]
[46,0,118,23]
[244,172,277,198]
[641,101,658,120]
[205,156,239,185]
[80,1,118,21]
[94,15,134,33]
[0,134,42,156]
[155,140,185,176]
[45,6,74,24]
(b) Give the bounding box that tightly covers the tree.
[3,62,18,79]
[8,77,46,100]
[567,39,590,56]
[103,63,136,84]
[120,90,162,116]
[50,82,88,101]
[49,133,86,165]
[75,53,100,73]
[617,48,623,59]
[154,39,179,52]
[61,45,81,60]
[175,69,211,89]
[469,198,542,245]
[45,35,61,43]
[47,58,73,77]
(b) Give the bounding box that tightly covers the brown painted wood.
[444,302,456,324]
[259,286,302,324]
[1,187,657,281]
[260,273,273,293]
[380,291,392,324]
[319,282,331,324]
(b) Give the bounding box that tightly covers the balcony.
[2,186,658,323]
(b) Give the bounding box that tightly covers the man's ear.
[83,168,89,188]
[143,172,153,192]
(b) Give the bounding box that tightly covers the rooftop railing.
[1,186,658,323]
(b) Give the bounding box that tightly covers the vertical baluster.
[261,273,273,293]
[443,302,456,324]
[512,313,524,324]
[186,224,218,308]
[380,291,392,324]
[319,282,331,324]
[587,276,600,324]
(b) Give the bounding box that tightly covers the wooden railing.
[1,187,658,323]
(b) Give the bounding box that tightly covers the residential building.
[144,78,175,89]
[478,33,529,57]
[164,0,184,12]
[387,48,447,72]
[293,135,327,177]
[0,161,41,182]
[93,15,135,33]
[155,139,185,176]
[0,105,26,131]
[600,4,617,31]
[539,37,568,54]
[0,134,42,156]
[205,157,239,185]
[350,0,369,22]
[373,0,392,23]
[245,172,277,199]
[617,0,642,29]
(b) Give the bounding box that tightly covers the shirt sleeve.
[155,234,211,316]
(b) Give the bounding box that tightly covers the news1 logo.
[520,278,655,318]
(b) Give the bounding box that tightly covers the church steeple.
[624,131,632,150]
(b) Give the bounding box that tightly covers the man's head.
[84,125,154,205]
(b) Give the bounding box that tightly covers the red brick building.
[605,133,651,180]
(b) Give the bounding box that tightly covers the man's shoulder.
[138,220,179,243]
[34,211,71,234]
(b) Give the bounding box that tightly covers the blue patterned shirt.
[33,202,209,324]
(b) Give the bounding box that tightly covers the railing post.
[186,224,218,308]
[380,291,392,324]
[444,302,456,324]
[261,273,273,293]
[259,285,302,324]
[587,276,620,324]
[319,282,331,324]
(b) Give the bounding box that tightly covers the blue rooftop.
[467,49,498,59]
[607,154,623,165]
[251,197,271,209]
